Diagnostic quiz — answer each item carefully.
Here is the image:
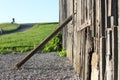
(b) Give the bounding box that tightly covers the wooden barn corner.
[59,0,120,80]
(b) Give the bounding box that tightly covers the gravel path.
[16,24,35,32]
[0,23,34,36]
[0,52,80,80]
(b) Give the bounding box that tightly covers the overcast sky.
[0,0,59,23]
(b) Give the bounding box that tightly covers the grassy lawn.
[0,23,20,33]
[0,23,58,54]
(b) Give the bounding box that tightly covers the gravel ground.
[0,52,80,80]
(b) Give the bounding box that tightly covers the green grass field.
[0,23,20,33]
[0,23,58,54]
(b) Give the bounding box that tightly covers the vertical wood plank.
[59,0,67,49]
[87,27,94,80]
[110,16,115,80]
[73,0,81,75]
[111,0,118,26]
[91,0,100,80]
[96,0,100,80]
[83,29,86,80]
[85,28,89,80]
[92,0,96,37]
[81,0,84,24]
[81,30,84,80]
[118,0,120,80]
[100,37,106,80]
[112,27,118,80]
[100,0,106,37]
[108,0,112,16]
[87,0,89,19]
[84,0,86,23]
[66,0,74,64]
[84,0,89,79]
[99,0,106,80]
[106,29,112,80]
[76,0,82,76]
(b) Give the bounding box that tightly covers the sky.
[0,0,59,23]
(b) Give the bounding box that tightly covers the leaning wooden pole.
[14,15,73,69]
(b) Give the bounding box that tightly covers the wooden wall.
[60,0,119,80]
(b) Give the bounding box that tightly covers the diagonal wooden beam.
[14,15,73,70]
[77,20,91,31]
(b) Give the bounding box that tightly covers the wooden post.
[14,15,73,69]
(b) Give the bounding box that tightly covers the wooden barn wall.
[59,0,119,80]
[59,0,74,62]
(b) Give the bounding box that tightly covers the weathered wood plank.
[59,0,67,49]
[91,0,96,37]
[108,0,112,16]
[66,0,74,62]
[75,0,82,76]
[83,29,87,80]
[110,16,114,80]
[87,0,89,19]
[111,0,118,26]
[91,51,99,80]
[100,0,106,37]
[83,0,85,23]
[86,27,93,80]
[100,37,106,80]
[91,0,100,79]
[118,0,120,80]
[81,0,84,24]
[112,26,118,80]
[80,30,84,80]
[73,0,81,75]
[106,29,112,80]
[77,20,91,31]
[84,28,89,80]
